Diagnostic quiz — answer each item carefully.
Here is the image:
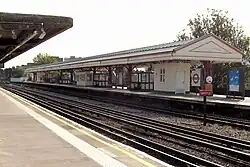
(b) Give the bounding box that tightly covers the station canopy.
[0,12,73,66]
[26,33,244,73]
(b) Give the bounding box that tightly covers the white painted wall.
[75,71,93,86]
[153,62,190,93]
[10,77,29,82]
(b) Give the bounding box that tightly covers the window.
[87,73,92,81]
[160,69,165,82]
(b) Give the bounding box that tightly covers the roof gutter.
[0,30,38,62]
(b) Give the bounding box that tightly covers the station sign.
[199,90,211,96]
[206,76,213,84]
[200,76,213,96]
[191,69,201,87]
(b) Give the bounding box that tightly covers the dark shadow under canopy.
[0,12,73,64]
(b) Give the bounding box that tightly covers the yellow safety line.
[3,88,157,167]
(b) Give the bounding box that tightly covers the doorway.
[175,71,186,94]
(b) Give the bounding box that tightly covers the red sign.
[193,74,199,84]
[199,90,211,96]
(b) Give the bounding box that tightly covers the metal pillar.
[121,67,124,89]
[70,70,74,84]
[108,67,112,88]
[127,65,133,90]
[59,70,63,84]
[93,68,96,87]
[203,61,212,77]
[115,67,118,88]
[45,72,48,83]
[33,72,37,82]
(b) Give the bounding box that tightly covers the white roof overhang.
[26,50,174,72]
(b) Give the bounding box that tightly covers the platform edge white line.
[1,87,173,167]
[0,88,127,167]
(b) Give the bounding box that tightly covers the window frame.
[159,68,166,83]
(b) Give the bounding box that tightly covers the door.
[175,71,185,94]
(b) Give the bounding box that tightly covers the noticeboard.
[228,70,240,92]
[227,68,245,99]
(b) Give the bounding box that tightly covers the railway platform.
[20,82,250,109]
[0,88,171,167]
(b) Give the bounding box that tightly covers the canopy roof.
[25,34,244,72]
[0,12,73,64]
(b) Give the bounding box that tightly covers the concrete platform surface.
[0,90,102,167]
[0,88,172,167]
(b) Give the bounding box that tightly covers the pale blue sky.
[3,0,250,68]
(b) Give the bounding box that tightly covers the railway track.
[14,83,250,129]
[3,85,250,166]
[58,88,250,130]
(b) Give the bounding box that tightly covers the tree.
[33,53,60,65]
[0,66,25,80]
[11,66,25,78]
[177,9,250,87]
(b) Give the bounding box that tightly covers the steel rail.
[4,86,223,167]
[4,86,250,166]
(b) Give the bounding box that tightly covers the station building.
[25,34,243,94]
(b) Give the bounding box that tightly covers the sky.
[2,0,250,68]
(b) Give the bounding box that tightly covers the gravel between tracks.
[48,95,241,166]
[93,112,234,167]
[28,87,250,141]
[78,96,250,141]
[17,87,249,166]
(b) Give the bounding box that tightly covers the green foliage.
[177,9,250,87]
[0,65,25,81]
[11,66,25,77]
[0,53,61,81]
[33,53,60,65]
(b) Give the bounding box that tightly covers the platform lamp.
[39,23,46,39]
[11,30,17,39]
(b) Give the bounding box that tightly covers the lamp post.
[200,61,213,126]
